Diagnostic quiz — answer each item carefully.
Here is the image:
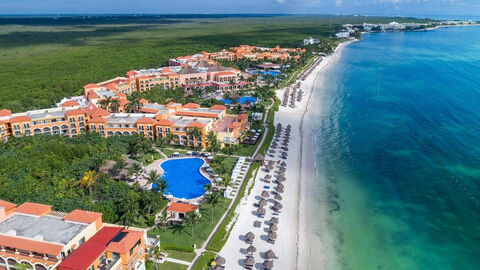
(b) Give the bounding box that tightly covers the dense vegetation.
[0,15,427,112]
[0,132,166,226]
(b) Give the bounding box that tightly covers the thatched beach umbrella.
[268,160,275,165]
[270,217,279,224]
[276,177,286,183]
[279,167,286,172]
[280,161,287,167]
[268,165,274,170]
[274,194,283,201]
[268,232,277,240]
[274,187,284,193]
[265,174,272,179]
[261,191,270,198]
[263,260,274,269]
[215,256,226,265]
[274,201,283,209]
[281,147,289,151]
[268,150,276,154]
[247,245,256,254]
[276,183,285,189]
[277,172,285,177]
[245,232,255,242]
[258,199,267,206]
[244,256,255,267]
[269,224,278,232]
[265,250,276,260]
[212,266,225,270]
[257,207,266,216]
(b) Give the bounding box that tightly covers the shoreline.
[217,39,354,269]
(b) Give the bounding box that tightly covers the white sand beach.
[219,40,354,269]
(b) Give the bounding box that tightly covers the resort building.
[166,202,199,222]
[0,200,146,270]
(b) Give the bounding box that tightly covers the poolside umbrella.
[270,217,279,224]
[265,250,277,259]
[257,207,266,216]
[245,232,255,242]
[274,202,283,209]
[280,161,287,167]
[268,232,277,240]
[275,187,284,193]
[269,224,278,232]
[244,256,255,267]
[265,174,272,180]
[215,256,226,265]
[261,191,270,198]
[263,260,274,269]
[276,183,285,189]
[268,165,274,170]
[258,199,267,206]
[247,245,256,254]
[212,266,225,270]
[274,194,283,201]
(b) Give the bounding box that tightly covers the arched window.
[52,126,60,134]
[34,128,42,135]
[115,131,122,135]
[7,258,18,267]
[107,131,114,136]
[123,131,130,135]
[35,264,48,270]
[42,127,51,135]
[61,125,69,135]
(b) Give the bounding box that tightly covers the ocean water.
[312,26,480,270]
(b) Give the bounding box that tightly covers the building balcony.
[99,257,121,270]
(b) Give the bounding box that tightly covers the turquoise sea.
[312,26,480,270]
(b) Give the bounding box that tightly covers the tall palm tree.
[155,178,168,195]
[77,170,99,200]
[206,131,220,152]
[99,97,112,110]
[146,170,161,188]
[110,98,121,112]
[164,133,174,145]
[184,211,200,237]
[187,127,203,150]
[205,191,222,222]
[113,159,127,177]
[204,183,212,194]
[148,246,164,270]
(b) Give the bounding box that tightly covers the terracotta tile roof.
[9,115,31,123]
[14,202,51,216]
[140,108,159,114]
[187,121,206,128]
[87,90,99,99]
[167,202,198,213]
[87,107,110,118]
[63,210,102,224]
[65,109,85,117]
[0,109,12,117]
[61,100,80,107]
[107,229,143,254]
[84,83,99,89]
[136,117,156,125]
[156,119,176,126]
[237,113,248,119]
[0,234,63,256]
[139,99,149,104]
[183,103,201,109]
[0,199,16,212]
[229,122,240,129]
[174,111,218,118]
[126,70,137,77]
[214,71,236,76]
[57,243,106,270]
[105,83,118,91]
[116,92,127,98]
[210,105,227,111]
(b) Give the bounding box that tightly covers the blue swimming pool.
[220,96,257,105]
[251,70,281,78]
[153,158,210,199]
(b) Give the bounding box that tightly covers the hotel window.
[99,125,104,131]
[69,117,75,122]
[165,128,170,134]
[147,126,152,131]
[24,129,31,136]
[70,122,76,128]
[139,126,144,132]
[71,129,77,135]
[23,123,30,129]
[33,121,38,125]
[13,124,20,130]
[90,125,96,131]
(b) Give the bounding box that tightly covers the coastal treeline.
[0,132,166,227]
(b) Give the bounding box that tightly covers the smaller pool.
[221,96,257,105]
[153,158,211,199]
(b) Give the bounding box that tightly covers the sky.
[1,0,479,17]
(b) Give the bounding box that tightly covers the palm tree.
[99,96,112,110]
[206,131,220,152]
[14,263,32,270]
[126,93,143,113]
[184,211,200,237]
[155,178,168,195]
[146,170,161,188]
[204,183,212,194]
[157,211,169,231]
[148,246,164,270]
[187,127,203,150]
[164,133,174,145]
[172,134,180,145]
[110,98,121,112]
[113,158,127,177]
[205,191,222,222]
[77,170,99,200]
[128,163,142,180]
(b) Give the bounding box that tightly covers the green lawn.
[166,250,197,262]
[148,197,231,250]
[146,261,188,270]
[192,251,216,270]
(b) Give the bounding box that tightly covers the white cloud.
[336,0,343,6]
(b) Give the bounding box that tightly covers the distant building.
[335,32,351,38]
[303,37,319,45]
[166,202,199,222]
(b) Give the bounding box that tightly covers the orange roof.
[61,100,80,107]
[87,90,99,100]
[0,234,63,256]
[107,229,143,254]
[88,117,107,124]
[116,92,127,98]
[214,71,236,76]
[167,202,198,213]
[162,67,172,73]
[237,113,248,119]
[229,122,240,129]
[140,107,159,114]
[0,109,12,117]
[65,109,85,117]
[174,111,218,118]
[9,115,31,123]
[156,119,176,126]
[14,202,51,216]
[105,82,118,91]
[139,98,149,104]
[84,83,99,89]
[0,199,16,212]
[136,117,156,125]
[63,210,102,224]
[88,107,110,118]
[210,105,227,111]
[187,121,206,128]
[126,70,137,77]
[183,103,201,109]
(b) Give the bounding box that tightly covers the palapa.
[247,245,256,254]
[270,217,279,224]
[265,174,272,179]
[276,183,285,189]
[215,256,226,265]
[268,232,277,240]
[261,190,270,198]
[258,199,267,206]
[274,194,283,200]
[274,187,284,193]
[269,224,278,231]
[263,260,274,269]
[244,256,255,266]
[257,207,266,215]
[274,202,283,209]
[265,250,276,259]
[245,231,255,241]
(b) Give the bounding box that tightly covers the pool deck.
[143,156,215,203]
